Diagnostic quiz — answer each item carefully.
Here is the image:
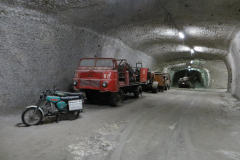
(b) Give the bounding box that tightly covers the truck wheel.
[152,81,158,93]
[160,86,164,92]
[158,86,163,92]
[134,86,142,98]
[152,87,158,93]
[164,86,167,90]
[110,89,123,107]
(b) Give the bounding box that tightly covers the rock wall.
[227,32,240,99]
[101,39,155,68]
[204,60,228,89]
[0,3,155,114]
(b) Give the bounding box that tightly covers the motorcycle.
[21,88,83,126]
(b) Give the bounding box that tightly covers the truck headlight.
[73,80,78,86]
[102,81,108,88]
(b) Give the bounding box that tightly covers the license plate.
[68,100,82,111]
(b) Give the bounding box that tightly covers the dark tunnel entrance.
[172,70,205,88]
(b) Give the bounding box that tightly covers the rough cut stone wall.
[204,60,228,89]
[101,38,155,69]
[0,4,91,114]
[0,3,155,114]
[227,32,240,99]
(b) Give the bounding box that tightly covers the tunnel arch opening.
[160,59,228,89]
[172,69,205,88]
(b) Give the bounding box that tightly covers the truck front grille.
[91,80,101,87]
[80,80,90,86]
[80,79,100,88]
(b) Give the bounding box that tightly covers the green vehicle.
[21,88,83,126]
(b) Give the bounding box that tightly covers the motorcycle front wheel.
[21,108,42,126]
[66,110,80,120]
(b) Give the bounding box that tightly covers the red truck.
[73,58,148,106]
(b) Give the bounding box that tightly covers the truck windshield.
[79,59,96,66]
[96,59,113,67]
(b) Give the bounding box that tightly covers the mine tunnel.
[1,0,240,160]
[172,70,205,88]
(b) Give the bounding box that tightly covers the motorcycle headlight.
[102,81,108,88]
[73,80,78,86]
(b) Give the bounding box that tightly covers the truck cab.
[73,58,119,92]
[73,58,148,106]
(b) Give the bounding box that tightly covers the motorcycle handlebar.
[43,87,59,96]
[43,89,51,95]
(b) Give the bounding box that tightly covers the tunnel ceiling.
[5,0,240,62]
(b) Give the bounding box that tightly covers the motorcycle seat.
[60,96,80,101]
[55,91,83,99]
[67,92,83,98]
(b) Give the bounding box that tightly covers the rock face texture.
[204,60,228,89]
[0,1,156,113]
[0,0,240,112]
[227,32,240,99]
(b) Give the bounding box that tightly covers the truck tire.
[159,86,164,92]
[110,89,123,107]
[152,87,158,93]
[134,86,142,98]
[164,85,167,90]
[152,88,158,93]
[152,81,158,93]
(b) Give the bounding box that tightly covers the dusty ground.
[1,88,240,160]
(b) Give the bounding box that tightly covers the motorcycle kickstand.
[56,115,60,123]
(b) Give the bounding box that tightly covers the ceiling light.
[191,49,194,54]
[179,32,185,39]
[193,46,228,55]
[190,60,193,64]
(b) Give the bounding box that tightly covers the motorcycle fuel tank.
[55,91,67,97]
[46,96,60,103]
[56,101,66,110]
